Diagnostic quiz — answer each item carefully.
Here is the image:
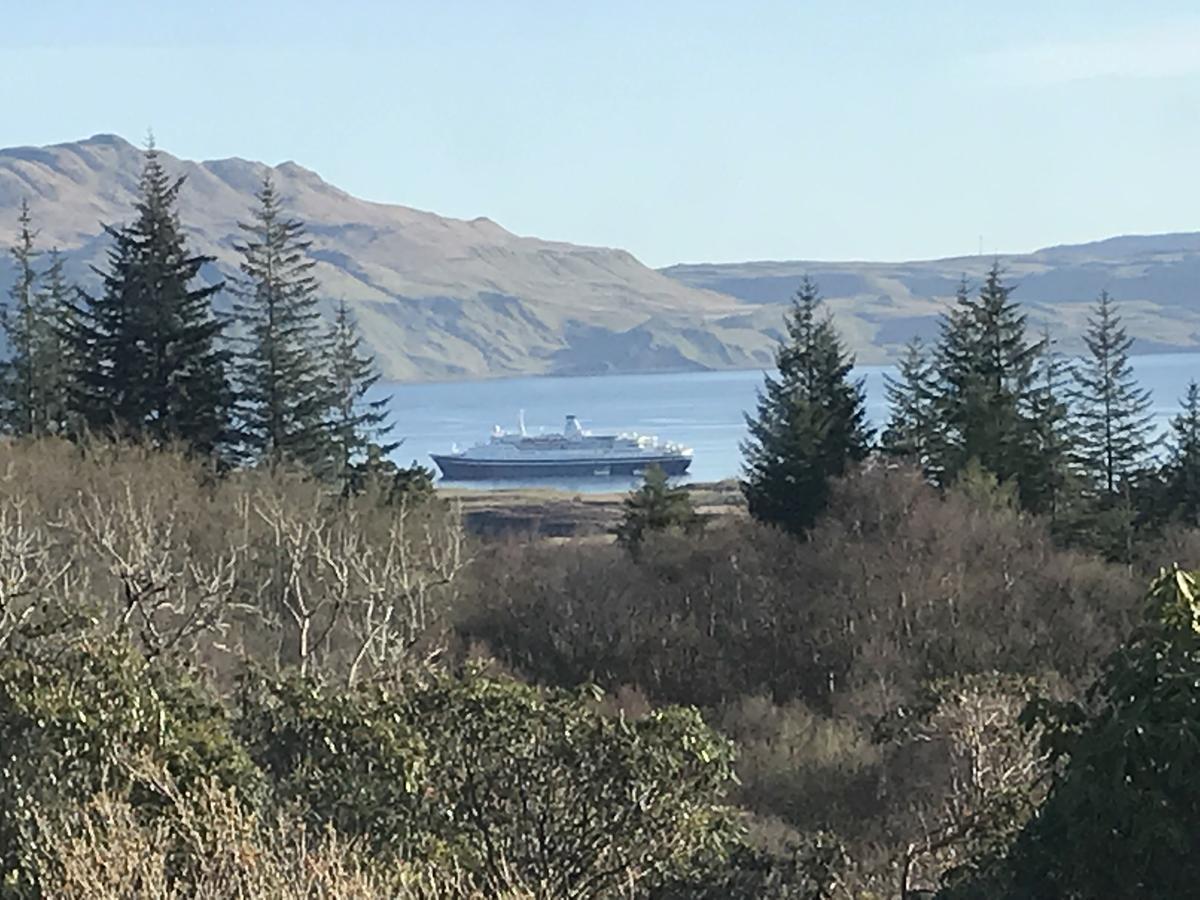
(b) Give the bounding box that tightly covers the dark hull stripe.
[430,454,692,480]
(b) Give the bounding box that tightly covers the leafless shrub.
[36,766,535,900]
[0,439,466,681]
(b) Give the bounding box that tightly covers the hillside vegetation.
[4,140,1200,898]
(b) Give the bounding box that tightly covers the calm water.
[381,353,1200,492]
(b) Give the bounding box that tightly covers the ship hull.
[430,454,692,480]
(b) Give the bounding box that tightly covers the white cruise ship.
[430,414,693,480]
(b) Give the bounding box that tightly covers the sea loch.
[381,353,1199,491]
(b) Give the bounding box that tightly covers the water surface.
[380,354,1199,492]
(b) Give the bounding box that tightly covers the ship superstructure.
[431,414,693,480]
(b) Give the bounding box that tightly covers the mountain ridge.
[0,134,769,381]
[3,134,1200,379]
[662,233,1200,360]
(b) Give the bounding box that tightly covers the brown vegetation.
[0,440,1173,897]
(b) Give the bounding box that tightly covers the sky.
[4,1,1200,267]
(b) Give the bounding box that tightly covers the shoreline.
[440,479,744,538]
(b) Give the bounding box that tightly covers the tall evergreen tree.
[325,298,396,480]
[38,250,77,434]
[932,264,1044,498]
[3,199,41,435]
[880,337,939,477]
[1163,381,1200,528]
[1069,291,1154,497]
[1020,329,1076,518]
[66,143,231,454]
[741,277,871,535]
[2,204,69,437]
[231,176,331,469]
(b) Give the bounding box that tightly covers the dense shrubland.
[2,439,1191,897]
[465,465,1150,893]
[6,141,1200,896]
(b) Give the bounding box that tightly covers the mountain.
[4,135,1200,381]
[0,134,772,381]
[662,238,1200,363]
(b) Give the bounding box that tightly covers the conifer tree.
[1020,329,1076,518]
[1163,381,1200,527]
[3,199,41,435]
[2,204,71,437]
[614,465,700,555]
[66,143,231,455]
[38,250,77,434]
[1069,292,1154,497]
[880,337,939,477]
[231,176,331,469]
[932,265,1043,497]
[325,298,396,480]
[741,277,871,535]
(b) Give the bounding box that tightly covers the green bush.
[0,643,260,896]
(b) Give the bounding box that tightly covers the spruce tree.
[741,277,871,535]
[326,298,396,480]
[880,337,939,477]
[932,264,1043,499]
[614,465,700,555]
[1069,292,1154,497]
[1020,329,1076,518]
[2,204,70,437]
[231,176,331,469]
[38,250,76,434]
[66,143,231,454]
[1163,381,1200,528]
[3,199,41,435]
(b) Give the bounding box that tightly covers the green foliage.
[231,176,333,471]
[615,465,701,554]
[949,457,1018,514]
[238,669,739,896]
[651,832,849,899]
[1,204,71,439]
[932,267,1046,501]
[1017,332,1077,518]
[1068,292,1154,497]
[411,671,739,896]
[341,447,436,506]
[742,277,871,535]
[325,299,397,481]
[234,673,425,847]
[35,250,76,436]
[880,336,940,477]
[1162,381,1200,527]
[65,143,232,456]
[949,566,1200,899]
[0,642,260,895]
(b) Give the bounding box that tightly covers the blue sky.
[4,1,1200,266]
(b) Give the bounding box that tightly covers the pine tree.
[880,337,939,476]
[326,298,396,480]
[1163,381,1200,527]
[66,143,231,455]
[231,176,331,469]
[614,465,700,555]
[741,277,872,534]
[932,264,1043,498]
[1069,292,1154,497]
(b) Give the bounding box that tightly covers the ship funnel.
[564,414,583,440]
